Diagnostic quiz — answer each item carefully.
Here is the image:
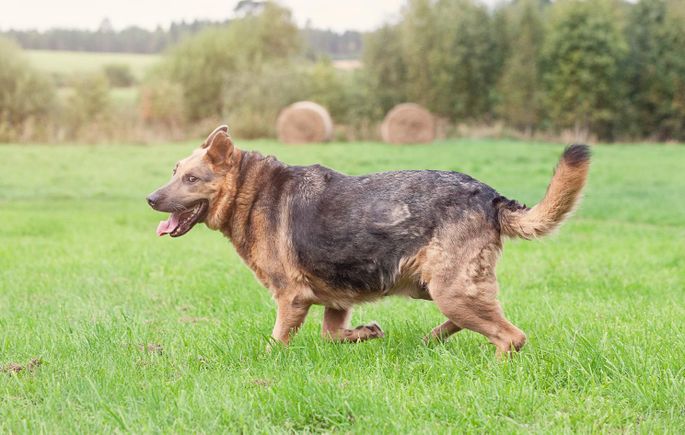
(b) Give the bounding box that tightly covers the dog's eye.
[186,175,199,183]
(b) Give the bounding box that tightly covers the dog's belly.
[306,282,430,309]
[302,255,430,309]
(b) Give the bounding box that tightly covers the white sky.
[0,0,504,32]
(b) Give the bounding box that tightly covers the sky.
[0,0,503,33]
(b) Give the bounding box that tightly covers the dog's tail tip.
[562,144,591,168]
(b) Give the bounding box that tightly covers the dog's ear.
[205,127,234,168]
[206,132,234,167]
[202,125,228,149]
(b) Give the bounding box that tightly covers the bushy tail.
[498,144,591,240]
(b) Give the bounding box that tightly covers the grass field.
[1,140,684,432]
[26,49,159,79]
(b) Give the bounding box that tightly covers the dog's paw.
[349,321,384,341]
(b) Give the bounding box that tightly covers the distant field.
[56,87,139,108]
[26,49,160,79]
[1,140,684,432]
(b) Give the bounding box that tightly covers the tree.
[362,24,408,118]
[542,0,627,140]
[162,1,300,120]
[625,0,685,140]
[400,0,498,121]
[497,0,545,132]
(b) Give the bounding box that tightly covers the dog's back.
[289,166,504,293]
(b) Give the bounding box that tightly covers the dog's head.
[146,125,238,237]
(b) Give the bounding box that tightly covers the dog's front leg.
[271,297,311,345]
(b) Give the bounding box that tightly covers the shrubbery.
[63,73,112,139]
[0,37,55,141]
[102,64,136,87]
[160,2,300,121]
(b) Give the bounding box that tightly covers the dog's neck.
[208,149,289,253]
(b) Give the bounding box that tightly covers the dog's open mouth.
[156,201,208,237]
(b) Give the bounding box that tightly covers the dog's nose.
[146,193,158,209]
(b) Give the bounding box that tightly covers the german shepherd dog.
[147,125,590,356]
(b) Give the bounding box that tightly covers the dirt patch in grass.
[252,378,272,387]
[1,358,43,374]
[179,316,211,324]
[138,343,163,355]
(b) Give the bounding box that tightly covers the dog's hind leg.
[322,306,352,333]
[430,277,526,357]
[322,307,384,342]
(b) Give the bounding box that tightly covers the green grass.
[26,49,159,80]
[1,140,684,432]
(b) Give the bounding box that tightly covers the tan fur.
[499,150,590,240]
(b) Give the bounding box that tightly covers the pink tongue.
[156,213,179,237]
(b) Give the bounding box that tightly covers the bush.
[0,37,55,141]
[222,63,307,138]
[301,61,381,139]
[103,64,136,87]
[139,78,185,128]
[161,1,300,121]
[220,60,380,140]
[63,73,112,139]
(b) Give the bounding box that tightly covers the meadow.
[1,139,684,432]
[26,49,159,79]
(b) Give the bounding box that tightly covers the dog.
[147,125,590,356]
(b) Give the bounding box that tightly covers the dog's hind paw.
[329,322,384,343]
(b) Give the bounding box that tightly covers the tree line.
[1,19,362,59]
[364,0,685,141]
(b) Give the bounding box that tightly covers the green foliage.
[64,73,112,135]
[401,0,498,120]
[542,0,627,139]
[222,63,307,138]
[102,63,136,87]
[361,0,501,122]
[162,1,300,121]
[139,78,185,128]
[301,60,351,122]
[625,0,685,140]
[220,60,376,139]
[301,61,381,138]
[496,0,544,131]
[362,25,408,119]
[0,37,55,141]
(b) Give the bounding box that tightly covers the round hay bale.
[276,101,333,144]
[381,103,436,144]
